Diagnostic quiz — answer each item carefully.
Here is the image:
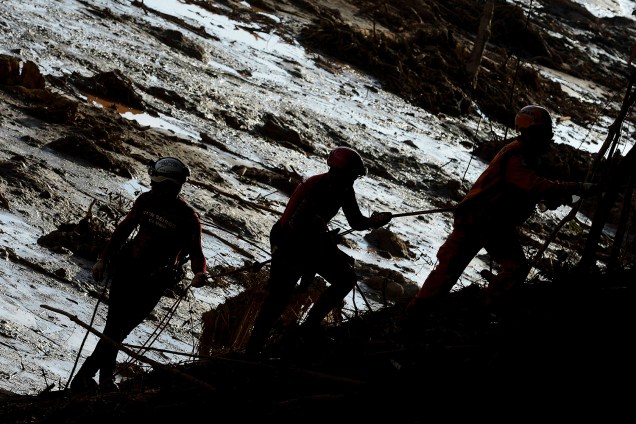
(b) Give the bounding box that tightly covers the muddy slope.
[1,0,636,421]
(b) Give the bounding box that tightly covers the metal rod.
[338,206,456,237]
[390,206,456,218]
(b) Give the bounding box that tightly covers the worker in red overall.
[407,105,596,313]
[246,147,392,357]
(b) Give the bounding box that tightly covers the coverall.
[246,171,376,355]
[410,139,581,307]
[72,190,206,388]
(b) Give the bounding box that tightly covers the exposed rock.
[37,216,111,261]
[364,227,414,259]
[69,69,145,110]
[0,54,20,85]
[46,134,135,178]
[231,164,303,196]
[257,112,315,153]
[151,27,207,61]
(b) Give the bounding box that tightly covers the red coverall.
[411,139,581,306]
[74,191,206,386]
[246,171,374,355]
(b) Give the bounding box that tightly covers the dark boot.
[70,367,98,394]
[70,375,97,394]
[405,296,435,318]
[70,353,101,394]
[245,294,290,358]
[302,284,350,328]
[98,380,120,393]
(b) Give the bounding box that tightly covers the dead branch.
[191,179,282,215]
[202,227,256,260]
[529,201,581,272]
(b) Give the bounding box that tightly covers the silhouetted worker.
[71,157,207,393]
[246,146,392,357]
[407,105,596,313]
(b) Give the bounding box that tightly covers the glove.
[190,272,208,288]
[539,192,573,211]
[579,182,599,197]
[369,211,392,229]
[326,228,342,244]
[538,200,559,212]
[91,259,105,282]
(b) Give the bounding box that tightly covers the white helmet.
[147,157,190,184]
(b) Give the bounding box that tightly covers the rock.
[0,54,20,85]
[19,60,45,89]
[364,227,413,258]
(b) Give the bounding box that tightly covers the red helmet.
[147,157,190,184]
[327,147,367,177]
[514,105,552,132]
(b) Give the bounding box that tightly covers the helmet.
[514,105,553,132]
[327,147,367,177]
[147,157,190,184]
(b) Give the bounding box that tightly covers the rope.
[201,206,457,284]
[116,205,458,366]
[44,304,217,392]
[125,286,188,363]
[64,275,111,390]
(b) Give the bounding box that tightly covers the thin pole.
[390,206,456,218]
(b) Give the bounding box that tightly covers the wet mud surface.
[1,0,636,421]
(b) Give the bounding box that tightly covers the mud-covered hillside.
[1,0,636,422]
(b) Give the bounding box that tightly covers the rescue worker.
[407,105,596,313]
[245,146,392,357]
[70,157,207,393]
